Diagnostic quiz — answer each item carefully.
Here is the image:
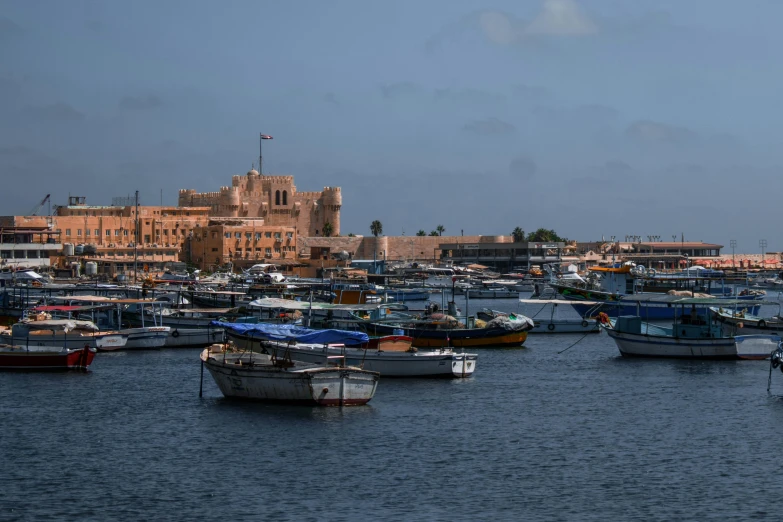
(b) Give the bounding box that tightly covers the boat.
[222,322,477,377]
[710,305,783,336]
[552,263,764,319]
[0,344,96,371]
[200,325,380,405]
[515,299,600,334]
[0,318,129,350]
[361,311,533,348]
[601,297,779,359]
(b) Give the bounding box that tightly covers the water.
[3,296,783,520]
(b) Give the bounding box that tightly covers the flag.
[260,134,273,140]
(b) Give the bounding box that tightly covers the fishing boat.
[552,263,763,319]
[515,300,600,334]
[222,322,477,377]
[709,305,783,336]
[200,325,379,405]
[0,318,128,350]
[601,297,779,359]
[0,344,96,371]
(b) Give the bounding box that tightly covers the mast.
[134,190,139,283]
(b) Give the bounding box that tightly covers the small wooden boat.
[602,297,780,359]
[710,306,783,336]
[224,324,477,378]
[0,318,128,350]
[0,344,96,371]
[200,324,379,405]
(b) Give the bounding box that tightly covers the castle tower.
[321,187,342,236]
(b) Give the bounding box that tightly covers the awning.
[212,322,369,345]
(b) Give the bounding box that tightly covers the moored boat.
[200,325,380,405]
[222,322,477,377]
[0,344,96,371]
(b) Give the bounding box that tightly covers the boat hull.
[529,319,600,334]
[227,332,477,377]
[605,328,737,359]
[203,354,379,405]
[165,328,225,347]
[98,327,171,351]
[366,323,527,348]
[0,346,96,371]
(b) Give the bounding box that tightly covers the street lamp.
[730,239,736,268]
[259,133,273,174]
[760,239,767,269]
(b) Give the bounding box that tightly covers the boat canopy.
[212,322,370,344]
[17,319,99,332]
[618,295,775,306]
[248,297,382,312]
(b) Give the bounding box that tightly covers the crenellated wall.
[178,170,340,236]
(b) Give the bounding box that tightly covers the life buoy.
[172,329,180,338]
[758,320,767,329]
[647,268,657,277]
[548,323,555,331]
[556,274,563,279]
[581,320,589,327]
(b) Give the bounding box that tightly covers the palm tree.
[370,220,383,266]
[436,224,445,236]
[416,230,426,236]
[429,230,439,236]
[511,227,525,243]
[322,221,333,237]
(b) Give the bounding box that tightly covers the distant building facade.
[178,169,341,237]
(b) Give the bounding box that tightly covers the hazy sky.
[2,0,782,251]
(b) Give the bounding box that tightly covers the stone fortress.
[178,169,341,237]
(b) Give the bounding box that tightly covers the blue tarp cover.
[212,321,369,344]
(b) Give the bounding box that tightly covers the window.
[77,229,82,236]
[282,190,288,205]
[274,248,281,254]
[115,230,120,236]
[245,232,252,239]
[106,230,111,237]
[224,233,231,239]
[85,229,91,237]
[124,230,129,236]
[265,248,271,255]
[0,250,10,259]
[254,233,261,240]
[265,232,272,238]
[94,229,100,236]
[163,229,168,236]
[274,233,281,240]
[235,232,241,239]
[286,232,293,239]
[275,190,280,205]
[211,248,218,252]
[65,229,71,236]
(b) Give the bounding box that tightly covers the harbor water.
[3,296,783,520]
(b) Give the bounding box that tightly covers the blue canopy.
[211,321,369,345]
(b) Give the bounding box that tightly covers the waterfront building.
[0,226,62,269]
[178,169,341,237]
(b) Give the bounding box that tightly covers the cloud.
[511,84,550,102]
[433,88,506,106]
[21,102,85,122]
[119,95,163,110]
[625,120,696,146]
[463,117,516,136]
[323,92,340,106]
[509,156,537,179]
[527,0,598,36]
[380,82,422,100]
[479,11,524,45]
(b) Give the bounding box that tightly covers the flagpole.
[259,133,263,175]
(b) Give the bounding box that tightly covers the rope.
[558,331,591,354]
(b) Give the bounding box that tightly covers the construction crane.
[29,194,51,216]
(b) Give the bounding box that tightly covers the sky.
[1,0,782,252]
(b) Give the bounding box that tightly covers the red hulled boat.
[0,345,96,371]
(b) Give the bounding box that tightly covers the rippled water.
[3,296,783,520]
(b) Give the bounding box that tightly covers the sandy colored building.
[178,169,341,237]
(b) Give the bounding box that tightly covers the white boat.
[602,297,780,359]
[200,325,380,405]
[735,335,781,360]
[0,319,128,350]
[517,299,600,334]
[223,324,477,377]
[710,306,783,336]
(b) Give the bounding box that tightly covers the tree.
[416,230,426,236]
[370,220,383,264]
[347,233,356,237]
[322,221,333,237]
[429,230,439,236]
[526,228,563,242]
[511,227,525,243]
[436,224,445,236]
